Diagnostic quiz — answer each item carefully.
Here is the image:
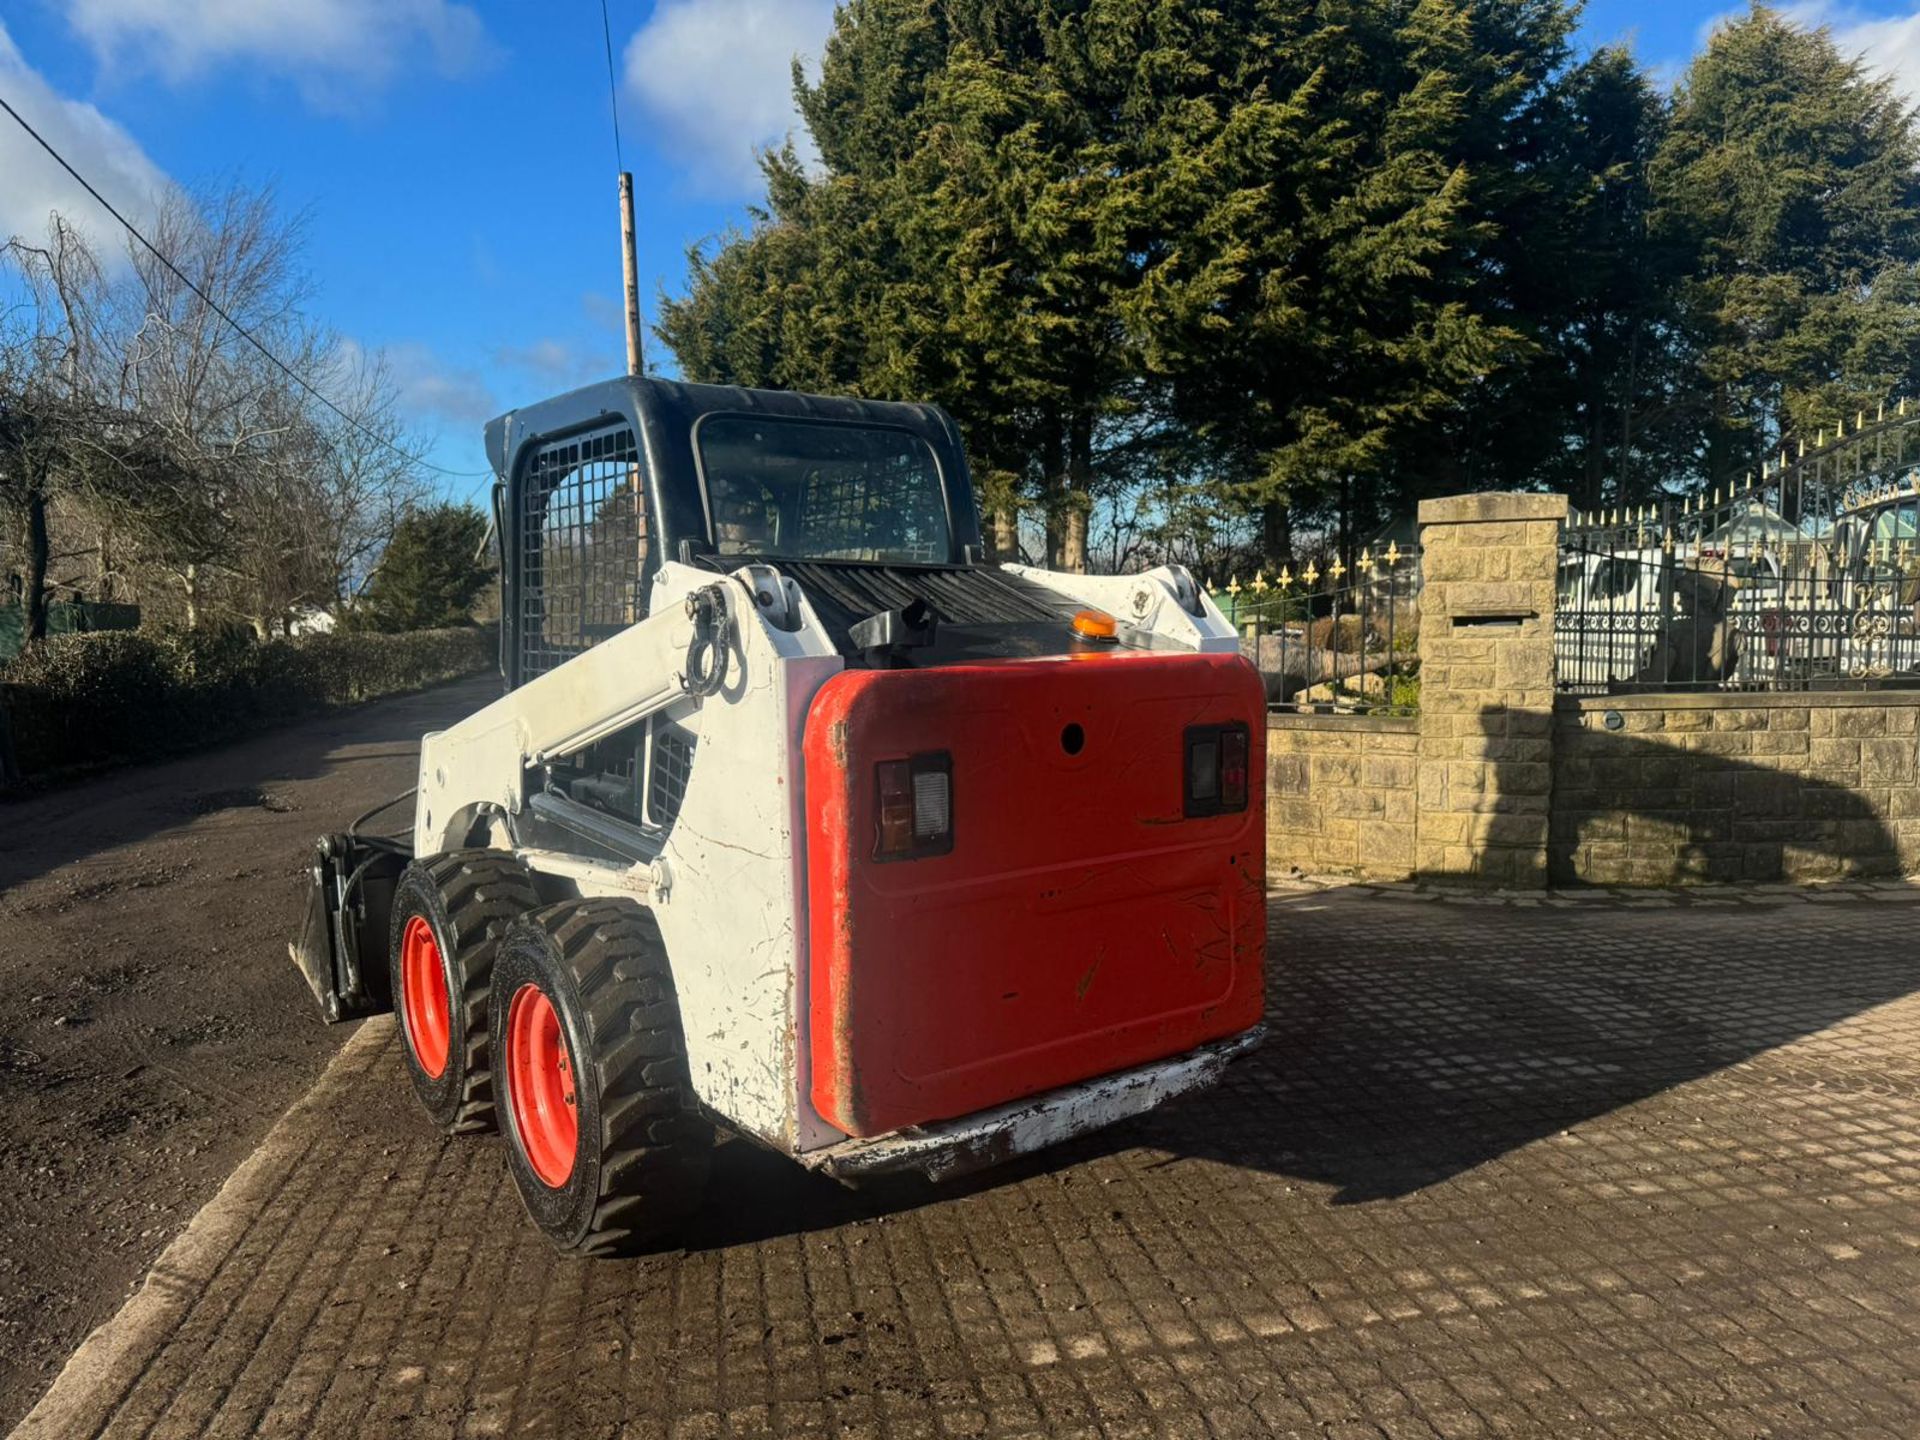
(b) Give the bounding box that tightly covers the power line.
[599,0,625,171]
[0,90,494,481]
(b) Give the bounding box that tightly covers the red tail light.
[1184,723,1250,817]
[1221,726,1249,810]
[874,752,953,860]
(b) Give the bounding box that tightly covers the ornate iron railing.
[1210,543,1423,714]
[1558,402,1920,693]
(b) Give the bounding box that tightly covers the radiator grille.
[517,425,647,684]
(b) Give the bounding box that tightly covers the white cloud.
[1784,2,1920,104]
[64,0,497,107]
[382,341,497,430]
[624,0,834,195]
[0,21,171,256]
[582,290,627,335]
[494,337,608,386]
[1685,4,1920,104]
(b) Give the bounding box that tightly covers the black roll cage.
[484,376,984,688]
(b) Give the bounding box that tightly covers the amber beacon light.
[1072,608,1118,641]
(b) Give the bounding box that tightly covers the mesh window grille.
[797,460,944,563]
[518,425,647,684]
[647,726,694,828]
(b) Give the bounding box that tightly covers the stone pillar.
[1414,492,1567,885]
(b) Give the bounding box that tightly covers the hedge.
[0,624,496,785]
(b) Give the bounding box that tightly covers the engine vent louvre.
[776,562,1076,653]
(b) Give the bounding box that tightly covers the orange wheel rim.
[399,915,451,1079]
[506,984,578,1188]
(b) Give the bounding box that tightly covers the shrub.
[0,625,495,784]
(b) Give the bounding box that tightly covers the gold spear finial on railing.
[1330,556,1347,582]
[1303,561,1319,587]
[1662,527,1675,552]
[1385,541,1401,567]
[1359,547,1373,569]
[1279,565,1293,588]
[1251,569,1268,595]
[1226,574,1241,598]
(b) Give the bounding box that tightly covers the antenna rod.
[619,171,643,375]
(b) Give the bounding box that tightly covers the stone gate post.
[1414,493,1567,885]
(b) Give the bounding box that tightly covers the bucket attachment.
[290,833,408,1022]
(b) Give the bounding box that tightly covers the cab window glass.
[698,417,953,564]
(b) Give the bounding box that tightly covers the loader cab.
[486,376,987,689]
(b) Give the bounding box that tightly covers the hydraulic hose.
[346,786,416,850]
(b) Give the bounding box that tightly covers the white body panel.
[641,564,845,1151]
[415,560,844,1151]
[1000,562,1238,652]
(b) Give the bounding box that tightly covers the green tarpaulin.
[0,602,141,663]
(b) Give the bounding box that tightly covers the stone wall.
[1266,713,1418,880]
[1258,488,1920,888]
[1413,493,1565,885]
[1553,692,1920,884]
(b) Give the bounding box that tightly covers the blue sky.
[3,0,1918,503]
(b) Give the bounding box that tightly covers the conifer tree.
[355,504,491,633]
[1652,6,1920,485]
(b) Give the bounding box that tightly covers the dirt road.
[0,676,497,1432]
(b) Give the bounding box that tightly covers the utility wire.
[0,90,494,481]
[599,0,625,171]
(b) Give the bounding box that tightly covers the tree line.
[657,1,1920,579]
[0,186,486,646]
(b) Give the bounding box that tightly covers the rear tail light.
[875,752,953,859]
[1184,723,1250,817]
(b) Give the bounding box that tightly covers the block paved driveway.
[18,885,1920,1440]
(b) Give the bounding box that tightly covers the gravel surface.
[0,676,498,1432]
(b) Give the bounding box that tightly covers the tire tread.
[510,899,709,1255]
[416,850,538,1134]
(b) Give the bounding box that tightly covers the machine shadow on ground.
[1155,706,1917,1205]
[685,875,1920,1240]
[681,709,1920,1237]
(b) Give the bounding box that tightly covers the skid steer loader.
[293,376,1267,1255]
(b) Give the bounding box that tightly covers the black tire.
[490,898,712,1256]
[389,851,538,1135]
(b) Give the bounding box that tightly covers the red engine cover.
[803,650,1266,1138]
